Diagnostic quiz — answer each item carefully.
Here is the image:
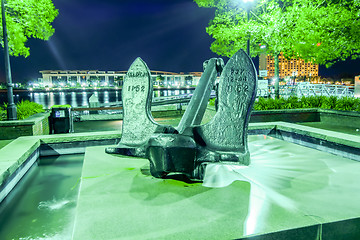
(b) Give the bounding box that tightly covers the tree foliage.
[194,0,360,67]
[0,0,58,57]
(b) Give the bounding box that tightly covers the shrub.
[321,96,337,109]
[253,96,360,112]
[299,96,324,108]
[0,107,6,121]
[254,97,298,110]
[1,100,44,120]
[16,100,45,120]
[284,96,301,109]
[334,97,357,111]
[253,97,269,110]
[210,95,360,112]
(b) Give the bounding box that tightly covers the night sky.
[0,0,359,83]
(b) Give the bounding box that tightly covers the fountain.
[0,49,360,239]
[70,50,358,239]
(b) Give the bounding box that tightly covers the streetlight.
[1,0,17,120]
[242,0,254,56]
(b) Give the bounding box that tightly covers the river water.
[0,89,194,109]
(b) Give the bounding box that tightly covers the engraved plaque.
[195,49,257,153]
[120,57,158,146]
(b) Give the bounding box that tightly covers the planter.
[0,112,51,140]
[249,108,360,128]
[319,109,360,129]
[250,108,320,123]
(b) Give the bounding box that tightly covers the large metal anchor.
[106,49,257,180]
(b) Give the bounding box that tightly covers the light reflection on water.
[0,89,193,108]
[104,91,109,105]
[38,197,73,211]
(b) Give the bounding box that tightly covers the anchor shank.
[176,58,220,134]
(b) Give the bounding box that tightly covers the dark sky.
[0,0,359,83]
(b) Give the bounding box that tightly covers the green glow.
[0,0,58,57]
[194,0,360,67]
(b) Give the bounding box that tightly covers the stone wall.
[32,113,50,136]
[0,112,50,140]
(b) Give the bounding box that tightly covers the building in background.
[259,53,319,81]
[39,70,202,88]
[355,75,360,98]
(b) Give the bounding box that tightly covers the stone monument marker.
[192,50,257,166]
[119,57,159,146]
[105,57,176,156]
[106,49,257,180]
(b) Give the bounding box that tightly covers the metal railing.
[71,84,356,120]
[71,93,195,121]
[266,84,354,98]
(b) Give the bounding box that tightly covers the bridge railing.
[267,84,354,98]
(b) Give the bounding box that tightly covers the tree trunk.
[274,52,280,99]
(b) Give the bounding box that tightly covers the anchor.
[106,49,257,180]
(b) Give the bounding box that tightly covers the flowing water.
[0,154,84,240]
[203,135,360,235]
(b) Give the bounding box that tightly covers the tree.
[285,0,360,67]
[194,0,298,97]
[194,0,360,97]
[1,0,58,57]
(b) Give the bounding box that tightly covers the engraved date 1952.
[128,85,145,92]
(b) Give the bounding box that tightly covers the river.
[0,89,194,109]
